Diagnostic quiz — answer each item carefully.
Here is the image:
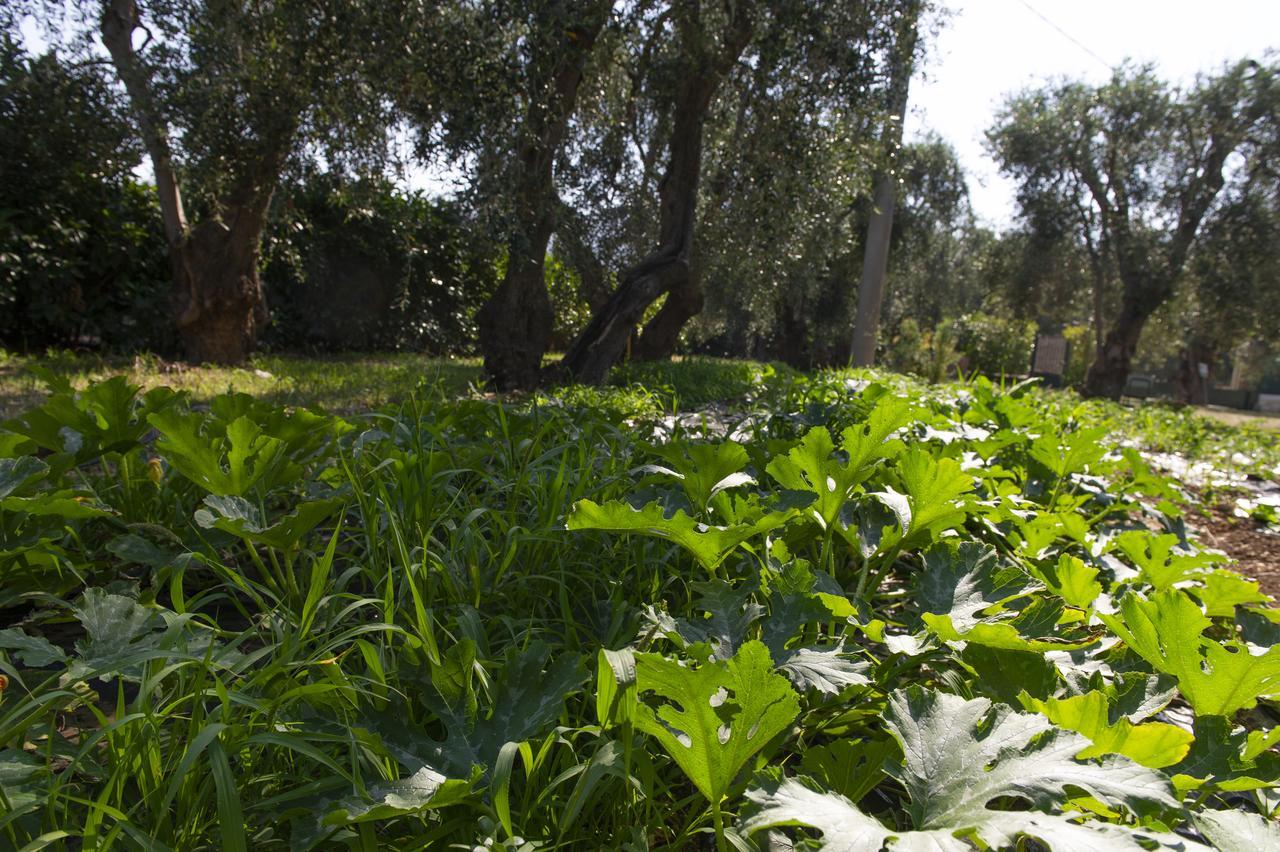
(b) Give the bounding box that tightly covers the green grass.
[0,351,485,417]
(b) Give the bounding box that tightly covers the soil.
[1190,499,1280,599]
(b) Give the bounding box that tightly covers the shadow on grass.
[0,351,484,417]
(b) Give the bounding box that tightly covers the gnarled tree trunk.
[101,0,286,364]
[560,3,753,384]
[633,259,704,361]
[1082,293,1156,399]
[477,3,610,391]
[171,189,274,364]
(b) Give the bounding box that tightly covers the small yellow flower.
[147,457,164,484]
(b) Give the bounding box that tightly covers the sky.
[907,0,1280,229]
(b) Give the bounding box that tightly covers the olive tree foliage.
[988,60,1279,399]
[557,0,757,384]
[1176,183,1280,395]
[877,137,981,336]
[555,0,914,380]
[849,0,923,367]
[684,1,894,368]
[689,133,976,369]
[27,0,401,364]
[396,0,614,390]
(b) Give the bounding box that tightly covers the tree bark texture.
[477,2,610,390]
[1174,338,1215,406]
[100,0,187,246]
[633,256,704,361]
[849,4,919,368]
[170,186,276,364]
[849,172,900,367]
[560,3,754,384]
[1081,292,1157,399]
[101,0,284,364]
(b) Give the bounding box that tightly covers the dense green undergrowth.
[1,367,1278,850]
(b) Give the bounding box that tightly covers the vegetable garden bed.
[1,366,1277,849]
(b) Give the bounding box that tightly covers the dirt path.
[1196,406,1280,431]
[1191,500,1280,599]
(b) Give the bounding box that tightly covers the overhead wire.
[1014,0,1116,73]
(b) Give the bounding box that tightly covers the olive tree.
[989,60,1278,399]
[90,0,396,363]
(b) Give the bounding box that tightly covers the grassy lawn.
[0,351,794,418]
[0,351,485,418]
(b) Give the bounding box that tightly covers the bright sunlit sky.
[909,0,1280,229]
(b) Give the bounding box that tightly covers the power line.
[1015,0,1115,73]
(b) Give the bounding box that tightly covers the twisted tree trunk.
[560,3,753,383]
[477,2,610,390]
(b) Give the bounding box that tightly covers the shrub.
[948,311,1035,377]
[261,177,501,354]
[0,42,172,353]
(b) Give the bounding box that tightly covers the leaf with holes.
[634,640,799,804]
[1101,590,1280,717]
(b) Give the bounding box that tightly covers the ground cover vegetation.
[2,364,1279,849]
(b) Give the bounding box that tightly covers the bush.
[261,177,501,353]
[884,318,961,384]
[0,42,172,353]
[947,312,1035,377]
[1062,324,1093,388]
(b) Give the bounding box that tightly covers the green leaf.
[650,440,753,511]
[194,494,343,551]
[150,410,299,496]
[1171,715,1280,793]
[0,456,47,499]
[0,628,68,667]
[1192,807,1280,851]
[73,588,154,651]
[1032,554,1103,610]
[916,541,1027,632]
[1101,590,1280,716]
[799,738,895,804]
[960,644,1058,704]
[360,645,584,779]
[886,688,1177,832]
[1019,690,1193,768]
[743,775,1188,852]
[1114,531,1224,591]
[106,534,173,569]
[634,640,799,804]
[775,646,870,696]
[765,397,910,532]
[596,648,637,729]
[567,499,783,570]
[886,448,974,549]
[766,426,854,530]
[1029,426,1107,481]
[923,589,1097,653]
[743,777,898,852]
[321,765,477,827]
[1190,571,1270,618]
